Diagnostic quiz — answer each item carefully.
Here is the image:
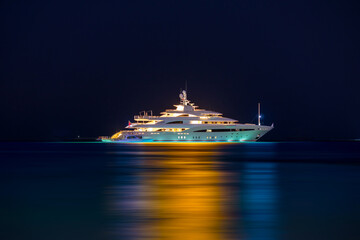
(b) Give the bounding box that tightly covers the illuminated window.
[195,129,254,132]
[176,105,184,111]
[190,121,202,124]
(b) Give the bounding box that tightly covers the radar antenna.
[179,90,189,105]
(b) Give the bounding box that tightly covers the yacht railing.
[134,115,160,119]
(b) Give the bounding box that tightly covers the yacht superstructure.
[103,90,273,142]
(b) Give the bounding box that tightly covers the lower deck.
[106,127,272,142]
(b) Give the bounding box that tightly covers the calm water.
[1,142,360,240]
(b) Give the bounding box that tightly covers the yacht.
[102,90,273,142]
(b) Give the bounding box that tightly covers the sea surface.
[1,142,360,240]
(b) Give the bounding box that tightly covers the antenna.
[258,103,261,126]
[185,80,187,92]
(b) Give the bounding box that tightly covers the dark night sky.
[1,0,359,140]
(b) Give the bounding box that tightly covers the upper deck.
[132,90,240,125]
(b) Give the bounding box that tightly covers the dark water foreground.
[1,142,360,240]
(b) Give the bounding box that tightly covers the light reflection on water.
[241,163,278,240]
[106,143,278,240]
[2,142,360,240]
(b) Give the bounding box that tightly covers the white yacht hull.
[104,125,273,142]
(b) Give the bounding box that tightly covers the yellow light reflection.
[107,143,234,240]
[140,144,230,240]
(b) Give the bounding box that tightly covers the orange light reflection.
[107,143,236,240]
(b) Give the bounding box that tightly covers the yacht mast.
[258,103,261,126]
